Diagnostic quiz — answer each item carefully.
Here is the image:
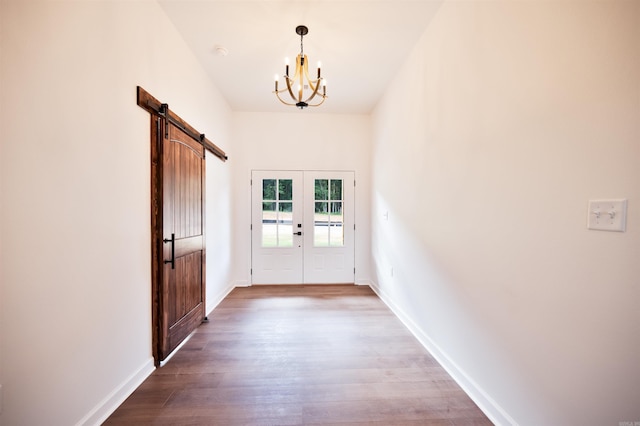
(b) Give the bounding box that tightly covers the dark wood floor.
[105,285,492,425]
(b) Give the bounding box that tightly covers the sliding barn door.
[152,119,206,363]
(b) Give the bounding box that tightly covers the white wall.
[205,155,234,314]
[231,112,371,287]
[371,1,640,425]
[0,1,232,424]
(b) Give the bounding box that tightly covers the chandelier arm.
[284,76,297,102]
[304,68,323,101]
[301,63,323,103]
[309,78,325,91]
[306,95,327,107]
[304,78,322,103]
[274,90,299,106]
[274,87,295,95]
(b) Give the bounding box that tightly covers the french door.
[251,170,355,284]
[251,171,304,284]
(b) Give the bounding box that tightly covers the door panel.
[251,171,303,284]
[303,171,355,284]
[157,122,206,361]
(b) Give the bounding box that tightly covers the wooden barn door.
[139,86,226,367]
[152,118,206,364]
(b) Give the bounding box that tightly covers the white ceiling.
[158,0,444,114]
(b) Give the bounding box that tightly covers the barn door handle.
[163,233,175,269]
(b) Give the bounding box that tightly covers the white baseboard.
[368,281,517,426]
[76,357,155,426]
[206,282,237,316]
[355,278,371,286]
[234,280,250,288]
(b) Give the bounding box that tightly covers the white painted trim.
[355,278,371,286]
[368,281,517,426]
[206,282,236,317]
[76,357,155,426]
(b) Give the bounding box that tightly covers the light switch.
[587,199,627,232]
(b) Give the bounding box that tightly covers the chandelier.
[273,25,327,109]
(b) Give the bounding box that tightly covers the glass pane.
[261,202,277,247]
[329,202,344,246]
[278,179,293,201]
[278,202,293,216]
[315,179,329,200]
[314,201,329,247]
[314,222,329,247]
[262,179,276,200]
[329,223,344,246]
[278,203,293,247]
[330,201,343,217]
[278,228,293,246]
[315,201,328,215]
[330,179,343,201]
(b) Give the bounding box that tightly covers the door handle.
[294,231,303,236]
[163,233,175,269]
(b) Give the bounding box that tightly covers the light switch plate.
[587,199,627,232]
